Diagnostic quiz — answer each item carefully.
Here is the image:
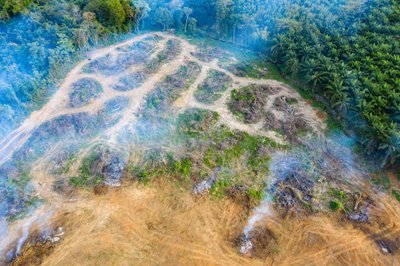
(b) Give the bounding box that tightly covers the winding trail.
[0,32,327,262]
[0,32,324,167]
[2,32,396,266]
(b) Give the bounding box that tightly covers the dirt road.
[0,32,324,167]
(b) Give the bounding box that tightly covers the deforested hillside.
[0,0,399,265]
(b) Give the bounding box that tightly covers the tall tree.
[182,7,192,33]
[155,7,173,31]
[131,0,150,33]
[85,0,128,30]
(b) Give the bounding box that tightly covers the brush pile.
[275,171,315,215]
[191,46,228,62]
[229,84,279,123]
[194,69,233,104]
[69,78,103,108]
[194,168,220,194]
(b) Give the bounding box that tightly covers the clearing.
[1,32,399,266]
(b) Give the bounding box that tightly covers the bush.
[329,200,344,212]
[0,0,33,19]
[177,108,219,137]
[194,69,233,104]
[69,78,103,108]
[85,0,130,30]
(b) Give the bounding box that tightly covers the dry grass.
[31,181,258,266]
[12,181,400,266]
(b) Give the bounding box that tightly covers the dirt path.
[0,33,152,166]
[0,32,330,262]
[3,32,399,266]
[0,32,325,166]
[172,43,324,144]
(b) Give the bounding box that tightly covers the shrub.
[329,200,344,212]
[85,0,130,30]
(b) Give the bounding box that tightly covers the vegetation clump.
[0,166,42,222]
[177,108,219,137]
[145,39,182,73]
[324,188,371,223]
[194,69,233,104]
[69,78,103,108]
[142,61,201,119]
[220,60,269,79]
[229,84,276,124]
[84,0,133,31]
[69,146,126,188]
[69,152,103,188]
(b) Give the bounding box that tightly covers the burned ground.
[82,40,155,76]
[228,84,313,142]
[194,69,233,104]
[191,45,229,62]
[141,61,201,120]
[112,72,147,91]
[229,84,278,124]
[69,78,103,108]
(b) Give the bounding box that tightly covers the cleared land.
[1,32,399,266]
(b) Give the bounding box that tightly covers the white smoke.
[0,218,8,241]
[0,208,53,263]
[240,134,368,255]
[243,193,274,237]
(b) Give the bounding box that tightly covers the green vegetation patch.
[3,167,43,222]
[69,152,103,188]
[194,69,233,104]
[219,60,268,79]
[126,114,284,206]
[229,84,277,124]
[329,200,345,212]
[69,78,103,108]
[325,188,371,215]
[145,39,182,73]
[392,189,400,203]
[327,188,349,212]
[177,108,219,137]
[55,153,78,175]
[125,151,193,186]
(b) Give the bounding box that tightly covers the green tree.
[85,0,128,30]
[0,0,33,19]
[131,0,150,33]
[155,7,173,31]
[182,7,192,33]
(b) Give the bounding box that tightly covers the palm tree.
[378,128,400,167]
